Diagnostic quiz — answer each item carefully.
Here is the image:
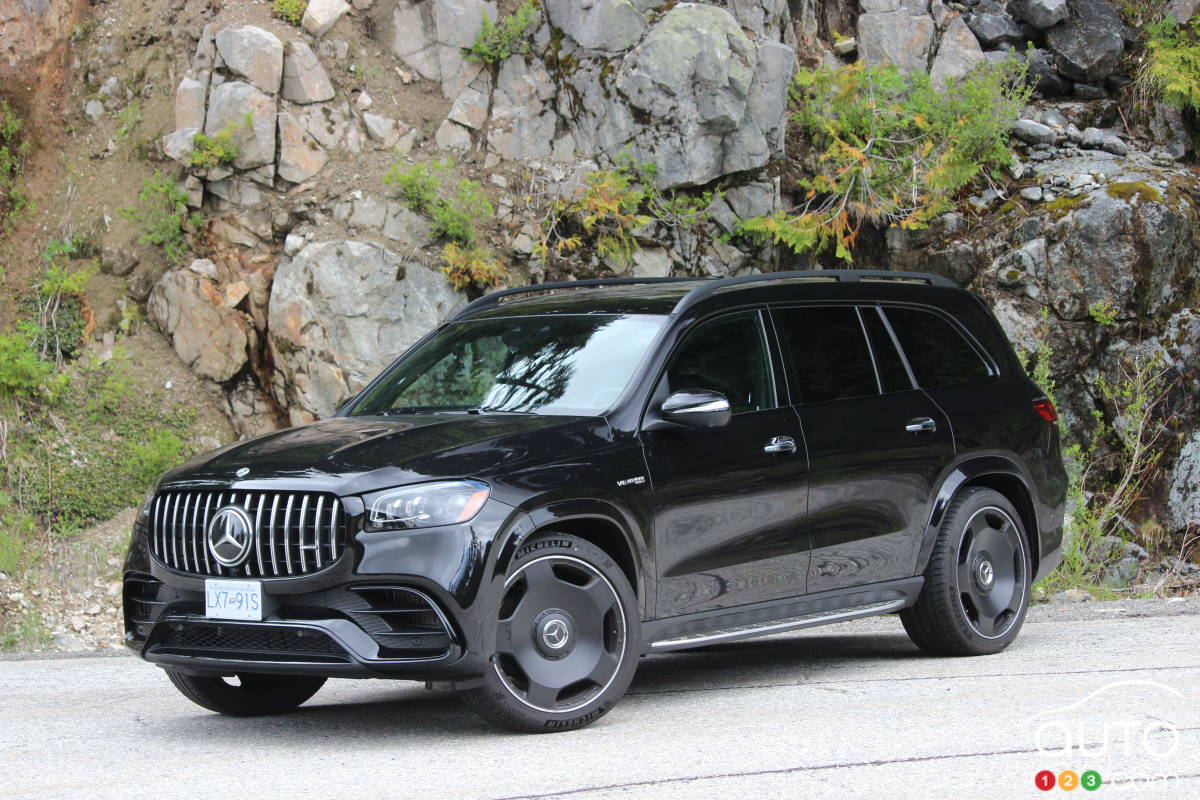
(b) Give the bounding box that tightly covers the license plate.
[205,579,264,621]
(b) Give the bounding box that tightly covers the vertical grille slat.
[313,496,325,570]
[148,490,347,578]
[282,495,296,576]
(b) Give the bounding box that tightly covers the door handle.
[763,435,797,455]
[905,417,937,434]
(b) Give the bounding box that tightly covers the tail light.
[1032,397,1057,423]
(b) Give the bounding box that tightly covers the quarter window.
[774,307,879,403]
[665,311,774,414]
[884,307,991,389]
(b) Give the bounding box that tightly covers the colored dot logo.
[1035,770,1102,791]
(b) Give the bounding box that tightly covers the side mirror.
[659,389,732,429]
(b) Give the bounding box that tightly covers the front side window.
[349,314,666,416]
[665,311,774,414]
[774,306,879,403]
[883,307,991,389]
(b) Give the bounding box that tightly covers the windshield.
[348,314,666,417]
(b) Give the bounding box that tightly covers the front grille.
[148,490,350,578]
[156,621,350,662]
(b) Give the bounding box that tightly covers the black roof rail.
[671,269,959,315]
[447,277,700,321]
[446,270,959,322]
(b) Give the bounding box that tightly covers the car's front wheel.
[461,533,640,732]
[901,487,1031,656]
[165,669,326,716]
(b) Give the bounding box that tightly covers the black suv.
[123,270,1066,731]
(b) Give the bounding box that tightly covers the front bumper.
[123,499,530,681]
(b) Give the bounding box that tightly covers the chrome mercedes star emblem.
[235,467,250,478]
[207,505,255,567]
[541,618,570,650]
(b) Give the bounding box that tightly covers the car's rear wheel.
[165,669,326,716]
[901,487,1031,656]
[461,533,640,732]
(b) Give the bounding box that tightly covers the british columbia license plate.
[204,579,264,621]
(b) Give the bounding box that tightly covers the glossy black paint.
[123,272,1067,682]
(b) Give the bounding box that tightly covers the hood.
[161,414,612,495]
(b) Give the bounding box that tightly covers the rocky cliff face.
[1,0,1198,575]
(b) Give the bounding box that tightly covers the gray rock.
[214,26,284,94]
[161,127,197,164]
[571,4,793,189]
[1101,133,1128,156]
[362,113,399,147]
[930,15,985,88]
[268,241,464,417]
[833,36,858,55]
[83,99,104,122]
[303,0,352,38]
[727,0,792,40]
[1008,0,1068,29]
[546,0,647,53]
[204,81,277,170]
[967,9,1023,48]
[277,112,328,183]
[1169,432,1200,530]
[1080,126,1105,149]
[282,42,335,104]
[1013,119,1057,146]
[1169,0,1200,24]
[1047,0,1124,82]
[488,56,558,160]
[1101,555,1141,587]
[348,195,387,229]
[380,0,498,98]
[148,269,252,383]
[434,119,472,150]
[631,247,672,278]
[446,73,491,130]
[1020,186,1044,201]
[860,0,901,10]
[174,75,207,130]
[1073,82,1108,100]
[1026,47,1071,96]
[300,103,349,150]
[858,9,934,72]
[382,203,435,246]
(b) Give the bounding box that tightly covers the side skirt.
[642,577,923,653]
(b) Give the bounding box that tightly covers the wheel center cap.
[976,557,995,590]
[533,609,575,659]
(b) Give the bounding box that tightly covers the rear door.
[642,309,811,617]
[772,304,955,593]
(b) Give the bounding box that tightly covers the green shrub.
[188,126,239,170]
[118,172,199,264]
[441,243,505,290]
[273,0,307,25]
[464,0,542,64]
[1138,16,1200,112]
[0,492,34,574]
[0,330,59,401]
[738,59,1031,261]
[384,159,449,214]
[0,98,32,232]
[384,160,494,247]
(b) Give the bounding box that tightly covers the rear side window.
[774,307,878,403]
[883,307,991,389]
[666,311,774,414]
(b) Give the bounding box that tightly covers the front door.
[772,304,955,594]
[642,309,810,618]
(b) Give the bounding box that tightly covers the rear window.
[774,307,878,403]
[883,307,991,389]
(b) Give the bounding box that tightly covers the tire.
[165,669,326,716]
[901,487,1031,656]
[461,533,641,733]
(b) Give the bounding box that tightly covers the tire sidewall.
[471,533,641,732]
[941,489,1032,654]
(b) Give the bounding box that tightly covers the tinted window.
[774,307,879,403]
[666,312,773,414]
[861,307,913,393]
[884,307,991,389]
[350,314,665,416]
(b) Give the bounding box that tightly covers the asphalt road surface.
[3,598,1199,799]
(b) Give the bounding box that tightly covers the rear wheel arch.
[919,459,1041,576]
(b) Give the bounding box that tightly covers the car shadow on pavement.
[155,630,922,737]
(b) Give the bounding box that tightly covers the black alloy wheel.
[902,487,1031,656]
[462,533,640,732]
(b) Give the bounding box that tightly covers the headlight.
[362,481,490,531]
